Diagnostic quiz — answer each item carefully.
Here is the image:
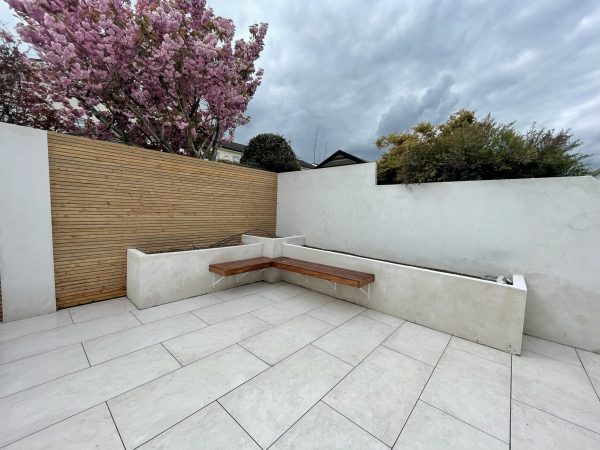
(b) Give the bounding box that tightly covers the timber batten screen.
[48,132,277,309]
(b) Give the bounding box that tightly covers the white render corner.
[0,123,56,321]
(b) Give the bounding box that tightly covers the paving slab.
[0,344,89,398]
[511,400,600,450]
[449,336,511,367]
[259,282,309,302]
[383,322,450,366]
[163,314,272,365]
[0,309,72,343]
[0,312,140,364]
[522,335,581,366]
[108,345,267,449]
[395,401,508,450]
[0,345,178,448]
[4,404,124,450]
[220,345,352,448]
[212,282,270,301]
[272,402,388,450]
[325,346,432,445]
[131,294,221,324]
[314,315,395,365]
[240,314,333,365]
[577,349,600,396]
[250,292,332,325]
[360,308,405,327]
[192,294,272,324]
[306,299,365,326]
[138,402,259,450]
[69,297,137,323]
[512,350,600,433]
[83,312,206,365]
[421,347,511,442]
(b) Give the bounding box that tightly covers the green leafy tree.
[376,110,589,184]
[241,133,301,172]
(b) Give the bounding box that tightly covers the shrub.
[376,110,590,184]
[241,133,301,172]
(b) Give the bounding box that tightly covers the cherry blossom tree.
[7,0,268,159]
[0,30,68,130]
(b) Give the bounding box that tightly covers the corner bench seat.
[209,256,374,288]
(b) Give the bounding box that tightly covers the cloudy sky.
[2,0,599,167]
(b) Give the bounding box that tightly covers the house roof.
[316,150,367,169]
[220,142,246,153]
[297,159,316,169]
[592,168,600,176]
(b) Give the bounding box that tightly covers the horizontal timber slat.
[48,132,277,310]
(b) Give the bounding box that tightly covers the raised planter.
[280,244,527,354]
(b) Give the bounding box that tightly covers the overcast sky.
[2,0,599,167]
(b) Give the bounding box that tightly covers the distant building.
[592,168,600,180]
[316,150,367,169]
[216,142,315,170]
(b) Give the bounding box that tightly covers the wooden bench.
[209,256,374,296]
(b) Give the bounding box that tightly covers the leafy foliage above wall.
[241,133,301,172]
[376,110,590,184]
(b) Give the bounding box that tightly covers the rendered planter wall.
[280,244,527,354]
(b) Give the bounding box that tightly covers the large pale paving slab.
[83,312,206,365]
[324,346,432,446]
[449,336,511,367]
[512,350,600,433]
[240,314,333,365]
[306,299,366,326]
[108,345,268,449]
[131,294,222,324]
[163,314,271,365]
[0,344,89,398]
[578,349,600,396]
[4,404,124,450]
[69,297,137,323]
[0,345,178,448]
[522,335,580,366]
[0,312,140,364]
[361,308,405,327]
[383,322,450,366]
[394,401,508,450]
[272,402,388,450]
[259,282,308,302]
[421,347,511,442]
[192,294,272,324]
[213,281,270,301]
[314,315,395,365]
[139,402,259,450]
[511,400,600,450]
[0,309,72,343]
[250,292,332,325]
[220,345,352,448]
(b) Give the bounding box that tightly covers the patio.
[1,281,599,449]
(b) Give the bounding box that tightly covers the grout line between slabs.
[106,401,127,450]
[218,400,266,449]
[575,349,600,401]
[391,338,451,448]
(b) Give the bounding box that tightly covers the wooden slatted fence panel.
[48,132,277,309]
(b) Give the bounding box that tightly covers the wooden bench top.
[209,256,374,288]
[272,257,374,287]
[208,257,274,276]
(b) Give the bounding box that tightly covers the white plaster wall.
[280,244,527,354]
[277,163,600,351]
[241,234,305,282]
[127,243,264,309]
[0,123,56,321]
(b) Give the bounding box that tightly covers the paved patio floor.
[1,281,599,449]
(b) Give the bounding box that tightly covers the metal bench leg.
[213,273,226,288]
[359,284,371,299]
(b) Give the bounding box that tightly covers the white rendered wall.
[0,123,56,321]
[277,163,600,351]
